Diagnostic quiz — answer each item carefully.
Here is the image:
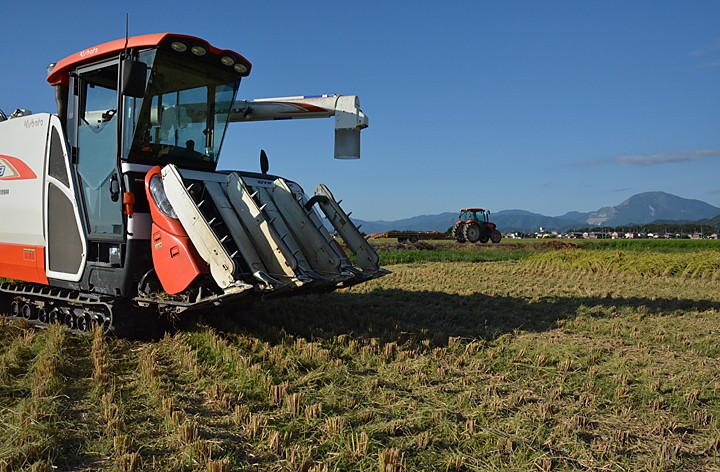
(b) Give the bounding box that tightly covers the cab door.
[75,61,124,243]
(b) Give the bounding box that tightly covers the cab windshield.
[123,49,240,170]
[459,210,488,222]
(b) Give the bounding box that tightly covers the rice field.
[0,240,719,471]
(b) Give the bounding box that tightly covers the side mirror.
[110,173,120,202]
[121,59,147,98]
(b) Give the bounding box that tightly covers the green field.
[1,240,719,471]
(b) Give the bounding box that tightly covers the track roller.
[21,303,35,320]
[10,300,20,317]
[38,307,49,323]
[92,315,109,332]
[76,314,90,332]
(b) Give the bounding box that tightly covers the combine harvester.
[0,33,388,333]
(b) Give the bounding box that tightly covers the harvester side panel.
[0,115,49,246]
[151,222,207,295]
[0,114,51,284]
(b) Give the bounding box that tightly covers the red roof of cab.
[47,33,252,86]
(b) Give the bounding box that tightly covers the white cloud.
[580,149,720,167]
[691,39,720,56]
[697,60,720,69]
[692,39,720,68]
[610,149,720,166]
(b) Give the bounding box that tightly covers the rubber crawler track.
[1,281,114,334]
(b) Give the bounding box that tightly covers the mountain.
[355,192,720,234]
[492,210,566,233]
[353,212,457,234]
[585,191,720,227]
[557,211,589,222]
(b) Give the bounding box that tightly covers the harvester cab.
[452,208,502,244]
[0,33,388,333]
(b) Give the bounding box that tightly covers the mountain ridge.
[353,192,720,234]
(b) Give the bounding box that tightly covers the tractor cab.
[458,208,490,224]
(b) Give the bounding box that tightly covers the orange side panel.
[150,223,206,295]
[0,243,48,284]
[145,166,208,294]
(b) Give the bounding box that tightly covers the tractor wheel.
[490,229,502,244]
[463,222,482,243]
[453,225,466,243]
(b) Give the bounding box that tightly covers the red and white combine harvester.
[0,33,388,333]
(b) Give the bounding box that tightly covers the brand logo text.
[24,117,44,129]
[79,47,99,58]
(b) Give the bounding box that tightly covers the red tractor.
[452,208,502,244]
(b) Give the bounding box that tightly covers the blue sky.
[2,1,718,220]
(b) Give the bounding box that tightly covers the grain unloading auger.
[0,33,388,333]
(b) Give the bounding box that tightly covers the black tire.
[453,225,466,243]
[490,229,502,244]
[464,222,481,243]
